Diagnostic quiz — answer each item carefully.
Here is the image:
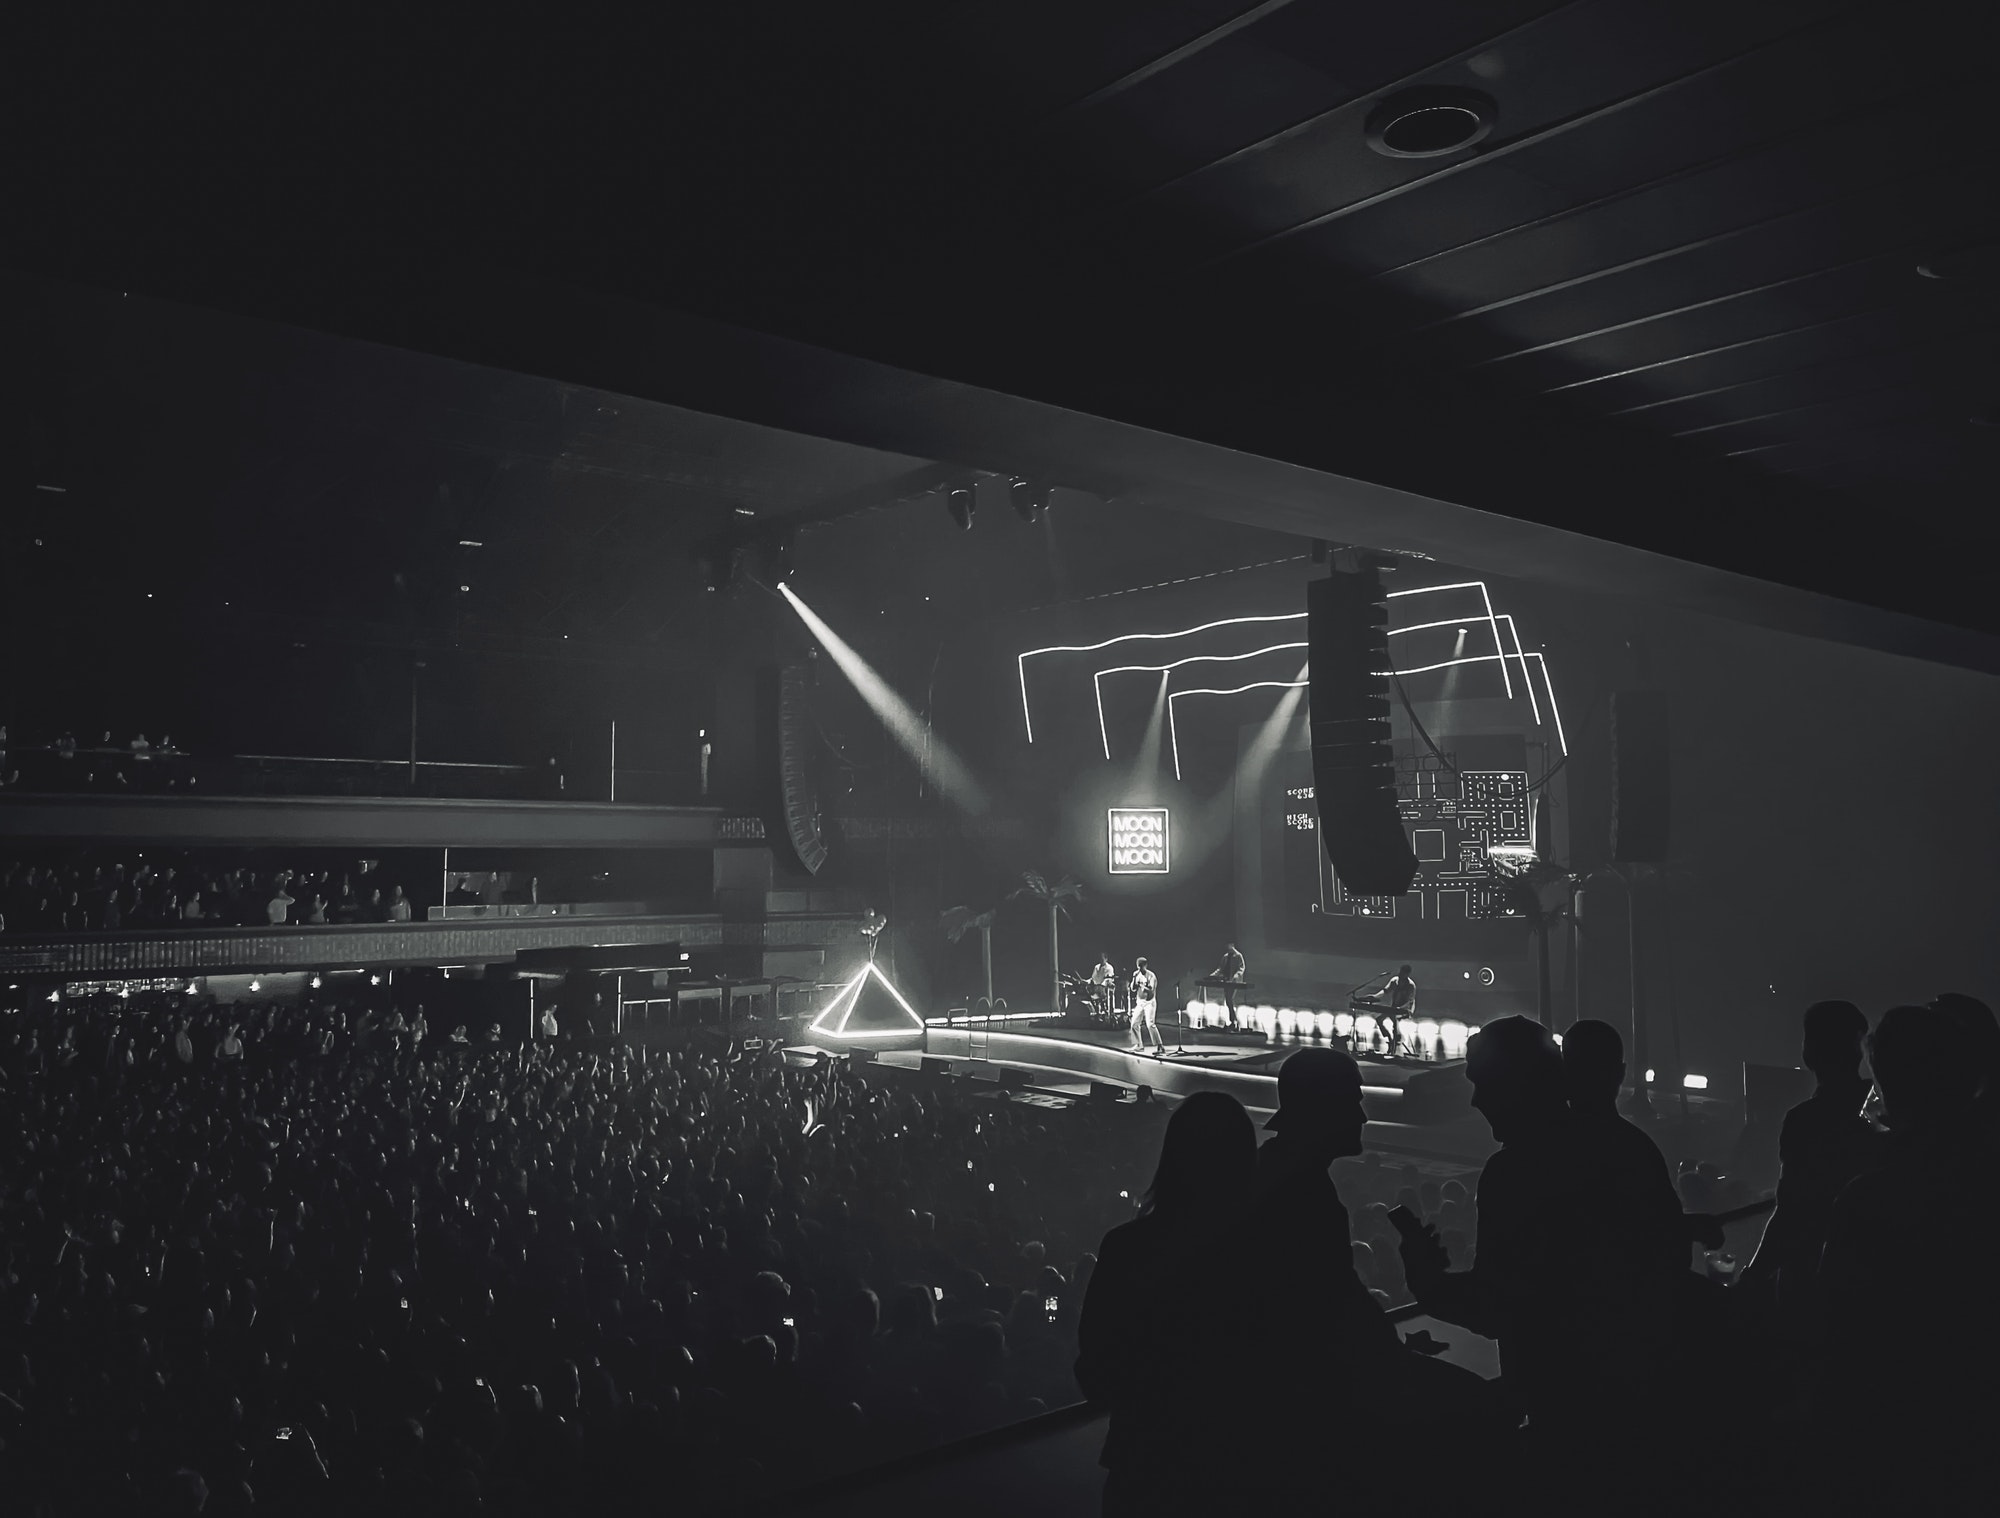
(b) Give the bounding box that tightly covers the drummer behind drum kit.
[1060,970,1136,1028]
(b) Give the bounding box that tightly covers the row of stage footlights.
[1180,1005,1478,1060]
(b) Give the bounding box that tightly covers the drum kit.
[1059,971,1133,1029]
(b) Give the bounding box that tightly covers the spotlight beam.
[1092,641,1310,759]
[779,584,990,814]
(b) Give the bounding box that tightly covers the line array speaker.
[1308,565,1418,897]
[1610,690,1670,863]
[777,662,829,875]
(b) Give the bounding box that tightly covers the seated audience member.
[387,885,412,922]
[1740,1001,1880,1317]
[1812,1003,1997,1511]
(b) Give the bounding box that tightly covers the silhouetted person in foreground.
[1401,1017,1682,1510]
[1932,991,1999,1137]
[1251,1048,1508,1511]
[1567,1018,1779,1488]
[1077,1091,1258,1517]
[1740,1001,1880,1321]
[1562,1019,1708,1246]
[1810,1002,1998,1513]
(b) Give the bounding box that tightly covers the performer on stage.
[1212,943,1246,1028]
[1090,951,1117,1021]
[1128,956,1163,1055]
[1380,964,1417,1054]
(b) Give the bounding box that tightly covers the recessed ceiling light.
[1365,87,1496,159]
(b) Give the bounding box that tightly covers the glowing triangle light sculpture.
[807,962,926,1040]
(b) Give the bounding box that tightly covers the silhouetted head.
[1801,1000,1868,1079]
[1870,1004,1978,1131]
[1398,965,1412,978]
[1141,1091,1256,1219]
[1931,992,1998,1094]
[1264,1048,1366,1160]
[1466,1017,1564,1143]
[1561,1019,1625,1113]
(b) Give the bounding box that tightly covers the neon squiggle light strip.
[1386,581,1512,699]
[1161,641,1566,781]
[1166,679,1309,780]
[1016,613,1304,743]
[1525,653,1568,756]
[1021,582,1510,743]
[1092,642,1309,759]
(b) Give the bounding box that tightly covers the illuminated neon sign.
[1108,808,1171,874]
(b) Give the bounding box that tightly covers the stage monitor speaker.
[1308,565,1418,897]
[920,1056,950,1077]
[1088,1082,1124,1105]
[1610,690,1671,863]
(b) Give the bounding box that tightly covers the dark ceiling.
[7,1,1999,639]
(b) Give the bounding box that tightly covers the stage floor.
[804,1020,1497,1167]
[990,1021,1452,1086]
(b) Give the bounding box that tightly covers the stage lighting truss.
[1049,581,1568,769]
[807,962,927,1040]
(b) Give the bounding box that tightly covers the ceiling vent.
[1365,87,1497,159]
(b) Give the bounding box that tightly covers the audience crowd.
[1,855,415,935]
[0,725,565,801]
[1078,995,1999,1517]
[4,975,1994,1516]
[0,728,192,794]
[0,986,1160,1515]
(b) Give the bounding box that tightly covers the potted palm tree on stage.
[939,903,999,1012]
[1008,871,1082,1018]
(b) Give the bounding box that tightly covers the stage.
[796,1009,1488,1160]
